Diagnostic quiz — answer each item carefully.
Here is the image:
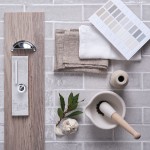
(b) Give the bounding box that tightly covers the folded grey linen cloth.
[54,29,109,73]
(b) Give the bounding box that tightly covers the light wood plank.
[4,12,45,150]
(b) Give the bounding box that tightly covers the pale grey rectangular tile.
[45,90,55,107]
[142,0,150,2]
[26,5,82,21]
[45,56,53,72]
[0,143,3,150]
[125,73,142,89]
[142,40,150,55]
[54,0,106,4]
[0,0,52,3]
[56,125,113,141]
[84,73,142,90]
[45,125,55,141]
[0,74,4,91]
[0,91,4,108]
[83,5,102,21]
[0,125,4,141]
[114,125,150,141]
[85,116,93,124]
[0,108,4,124]
[45,142,83,150]
[0,39,3,55]
[123,0,140,2]
[84,142,141,150]
[54,0,140,4]
[55,22,90,30]
[125,108,142,124]
[83,73,112,89]
[112,56,150,72]
[45,23,53,38]
[0,56,4,73]
[0,0,23,3]
[45,73,83,90]
[0,22,3,37]
[45,39,54,57]
[144,22,150,28]
[0,5,23,21]
[142,5,150,21]
[142,22,150,56]
[143,108,150,124]
[127,4,141,19]
[143,73,150,89]
[143,142,150,150]
[26,0,53,3]
[45,108,57,124]
[115,91,150,107]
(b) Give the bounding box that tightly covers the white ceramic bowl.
[85,91,126,130]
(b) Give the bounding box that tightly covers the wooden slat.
[4,12,45,150]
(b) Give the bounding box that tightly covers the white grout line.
[142,107,144,124]
[52,22,55,39]
[141,73,144,90]
[141,142,143,150]
[112,129,115,141]
[83,73,85,89]
[29,3,147,6]
[140,1,143,20]
[23,4,26,12]
[83,142,85,150]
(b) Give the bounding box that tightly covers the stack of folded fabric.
[79,25,141,61]
[54,29,109,73]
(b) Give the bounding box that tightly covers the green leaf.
[59,93,65,111]
[73,93,79,104]
[68,92,73,106]
[57,108,63,119]
[67,93,79,111]
[66,111,83,118]
[68,103,78,111]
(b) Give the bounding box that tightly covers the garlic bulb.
[62,118,79,135]
[55,126,64,136]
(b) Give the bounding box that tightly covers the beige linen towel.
[54,29,109,73]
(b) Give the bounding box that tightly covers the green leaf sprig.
[56,92,84,126]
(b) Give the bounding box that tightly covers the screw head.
[17,84,26,93]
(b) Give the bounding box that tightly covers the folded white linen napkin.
[79,25,141,61]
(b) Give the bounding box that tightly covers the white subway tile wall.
[0,0,150,149]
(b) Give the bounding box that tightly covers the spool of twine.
[110,70,129,89]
